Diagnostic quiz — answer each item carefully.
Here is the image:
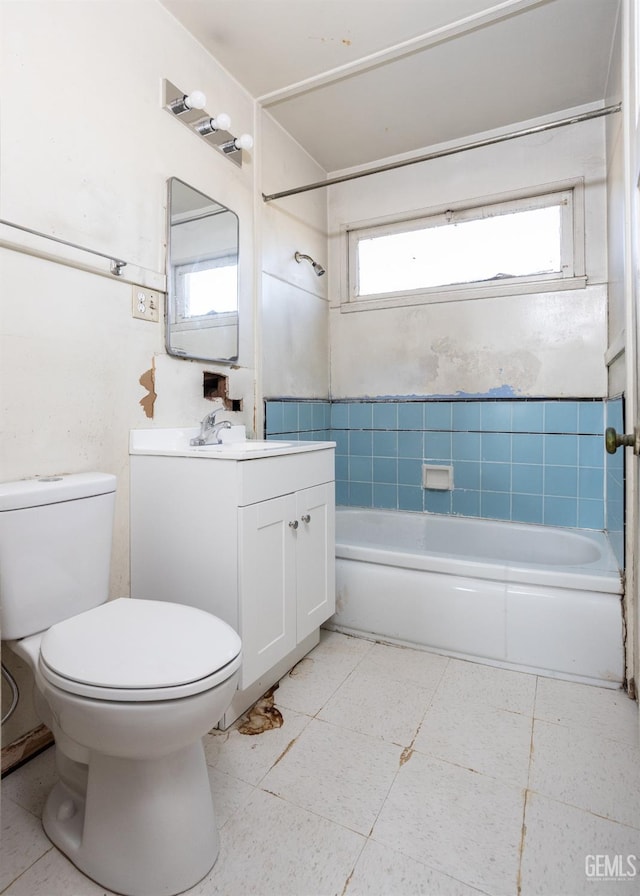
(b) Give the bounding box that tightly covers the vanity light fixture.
[220,134,254,155]
[163,79,253,168]
[194,113,232,137]
[167,90,207,116]
[295,251,326,277]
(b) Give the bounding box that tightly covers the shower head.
[294,251,325,277]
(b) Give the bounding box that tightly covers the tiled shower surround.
[264,397,624,554]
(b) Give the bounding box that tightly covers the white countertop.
[129,428,335,459]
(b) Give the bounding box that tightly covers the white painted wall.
[606,5,626,396]
[328,117,609,399]
[0,0,327,744]
[259,112,329,405]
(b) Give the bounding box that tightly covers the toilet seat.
[38,598,242,702]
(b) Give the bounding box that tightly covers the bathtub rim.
[335,507,623,595]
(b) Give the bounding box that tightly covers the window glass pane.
[186,266,237,315]
[178,262,237,317]
[357,205,562,296]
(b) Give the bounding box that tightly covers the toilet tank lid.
[0,473,116,511]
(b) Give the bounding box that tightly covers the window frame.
[343,181,586,313]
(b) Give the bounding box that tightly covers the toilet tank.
[0,473,117,640]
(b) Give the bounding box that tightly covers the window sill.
[340,276,587,313]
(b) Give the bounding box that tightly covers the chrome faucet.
[190,410,232,445]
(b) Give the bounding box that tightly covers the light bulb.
[184,90,206,110]
[194,113,233,137]
[168,89,207,116]
[234,133,253,151]
[213,113,231,131]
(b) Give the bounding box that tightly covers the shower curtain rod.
[262,103,622,203]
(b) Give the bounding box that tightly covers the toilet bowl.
[11,598,241,896]
[0,474,242,896]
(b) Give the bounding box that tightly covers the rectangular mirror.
[166,177,239,362]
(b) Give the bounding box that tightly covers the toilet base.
[43,740,219,896]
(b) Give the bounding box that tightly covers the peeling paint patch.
[454,384,520,398]
[430,335,541,394]
[238,685,283,735]
[332,389,525,400]
[138,359,156,419]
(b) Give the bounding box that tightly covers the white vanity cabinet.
[129,435,335,726]
[238,480,334,686]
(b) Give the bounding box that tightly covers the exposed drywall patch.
[203,371,228,403]
[238,685,283,735]
[203,371,243,412]
[138,359,156,418]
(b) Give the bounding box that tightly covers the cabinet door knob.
[289,520,299,529]
[301,514,311,523]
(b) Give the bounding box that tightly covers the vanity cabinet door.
[238,494,297,689]
[296,483,336,642]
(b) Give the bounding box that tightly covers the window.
[173,256,238,322]
[346,186,584,311]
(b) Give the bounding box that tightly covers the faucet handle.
[202,408,221,425]
[207,404,226,422]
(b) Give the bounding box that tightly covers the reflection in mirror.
[166,178,239,362]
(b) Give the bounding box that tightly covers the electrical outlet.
[132,287,161,322]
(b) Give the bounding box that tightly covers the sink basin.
[192,441,294,452]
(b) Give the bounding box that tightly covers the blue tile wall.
[264,400,331,443]
[264,398,624,536]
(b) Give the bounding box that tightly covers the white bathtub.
[328,508,624,687]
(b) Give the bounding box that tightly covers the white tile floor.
[2,630,640,896]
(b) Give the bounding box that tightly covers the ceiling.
[160,0,621,173]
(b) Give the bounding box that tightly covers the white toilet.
[0,472,242,896]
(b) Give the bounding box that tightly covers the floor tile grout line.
[522,787,640,833]
[397,655,452,765]
[0,845,57,895]
[402,744,530,793]
[516,674,538,894]
[527,676,539,791]
[355,655,453,875]
[531,711,639,750]
[278,632,378,720]
[360,834,495,896]
[516,788,530,896]
[254,784,372,842]
[339,835,368,896]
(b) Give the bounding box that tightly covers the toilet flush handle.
[605,426,640,455]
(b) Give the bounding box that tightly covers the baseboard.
[1,724,53,777]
